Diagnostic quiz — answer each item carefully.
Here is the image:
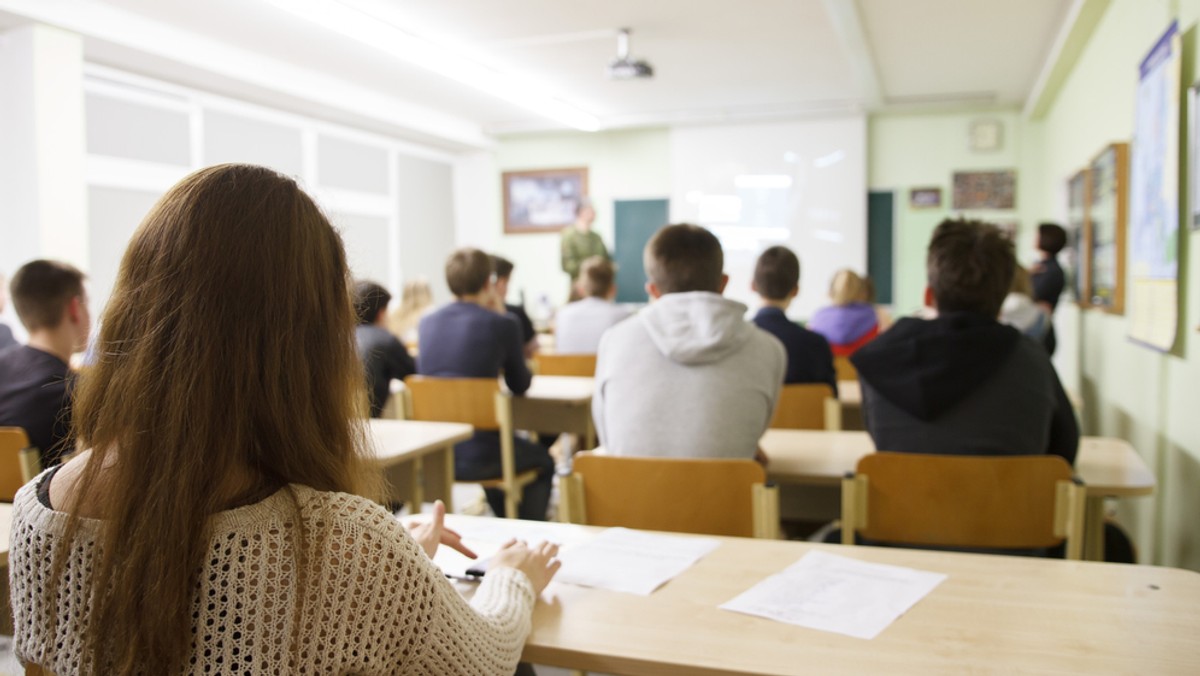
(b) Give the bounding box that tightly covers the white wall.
[79,65,457,316]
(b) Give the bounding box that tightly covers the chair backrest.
[536,353,597,377]
[560,452,778,538]
[403,376,503,432]
[841,452,1085,558]
[0,427,41,502]
[769,383,840,430]
[833,356,857,381]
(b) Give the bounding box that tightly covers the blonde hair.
[829,269,870,305]
[58,164,381,674]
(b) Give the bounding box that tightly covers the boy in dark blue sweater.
[418,248,553,520]
[750,246,837,394]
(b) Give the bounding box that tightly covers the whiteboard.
[669,117,867,319]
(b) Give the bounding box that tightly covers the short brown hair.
[643,223,723,294]
[490,254,514,280]
[753,246,799,301]
[927,218,1015,318]
[10,259,85,331]
[445,248,493,297]
[578,256,615,298]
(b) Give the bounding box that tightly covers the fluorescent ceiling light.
[259,0,601,132]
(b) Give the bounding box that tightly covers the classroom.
[0,0,1198,674]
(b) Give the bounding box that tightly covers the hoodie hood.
[851,312,1021,421]
[639,292,754,365]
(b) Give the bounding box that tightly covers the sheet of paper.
[428,516,594,579]
[720,550,947,639]
[553,527,721,595]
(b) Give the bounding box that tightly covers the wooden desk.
[511,376,596,448]
[438,515,1200,675]
[368,419,473,513]
[761,430,1156,560]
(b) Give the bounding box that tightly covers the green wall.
[1032,0,1200,569]
[875,0,1200,569]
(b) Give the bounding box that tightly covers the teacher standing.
[561,198,609,300]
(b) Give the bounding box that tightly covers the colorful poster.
[1128,22,1181,351]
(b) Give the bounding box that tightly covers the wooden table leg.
[1083,496,1107,561]
[408,457,425,515]
[442,444,456,513]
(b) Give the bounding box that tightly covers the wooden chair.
[841,452,1087,559]
[833,355,857,381]
[0,427,42,502]
[559,452,779,539]
[535,353,597,377]
[402,376,537,518]
[769,383,841,430]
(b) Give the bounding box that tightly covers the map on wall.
[1128,21,1181,351]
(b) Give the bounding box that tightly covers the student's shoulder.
[293,485,408,537]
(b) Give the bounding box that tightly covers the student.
[0,273,17,350]
[554,256,631,354]
[352,280,416,417]
[7,165,560,675]
[491,254,538,358]
[0,259,90,469]
[750,246,837,392]
[560,198,608,300]
[386,276,433,345]
[1031,222,1067,355]
[807,268,880,356]
[593,224,785,459]
[419,248,555,521]
[851,218,1078,464]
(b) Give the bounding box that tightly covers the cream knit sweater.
[8,480,536,675]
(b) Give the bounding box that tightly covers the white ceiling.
[0,0,1076,149]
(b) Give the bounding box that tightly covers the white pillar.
[0,24,88,279]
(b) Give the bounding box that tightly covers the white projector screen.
[669,117,867,320]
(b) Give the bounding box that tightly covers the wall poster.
[1129,21,1181,351]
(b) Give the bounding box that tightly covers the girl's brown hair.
[59,164,381,673]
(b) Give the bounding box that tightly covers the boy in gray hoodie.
[592,224,785,459]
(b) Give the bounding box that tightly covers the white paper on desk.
[428,517,594,579]
[553,527,720,595]
[720,550,946,639]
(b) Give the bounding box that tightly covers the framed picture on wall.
[909,187,942,209]
[951,169,1017,209]
[1084,143,1128,314]
[1067,169,1090,305]
[501,167,589,234]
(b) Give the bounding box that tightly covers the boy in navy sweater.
[418,248,553,520]
[750,246,837,394]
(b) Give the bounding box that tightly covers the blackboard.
[613,198,669,303]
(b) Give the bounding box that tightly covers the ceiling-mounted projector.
[607,28,653,80]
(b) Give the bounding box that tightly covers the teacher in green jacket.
[561,198,610,300]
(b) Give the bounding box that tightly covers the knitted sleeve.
[319,497,536,675]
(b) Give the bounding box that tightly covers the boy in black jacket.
[851,218,1078,464]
